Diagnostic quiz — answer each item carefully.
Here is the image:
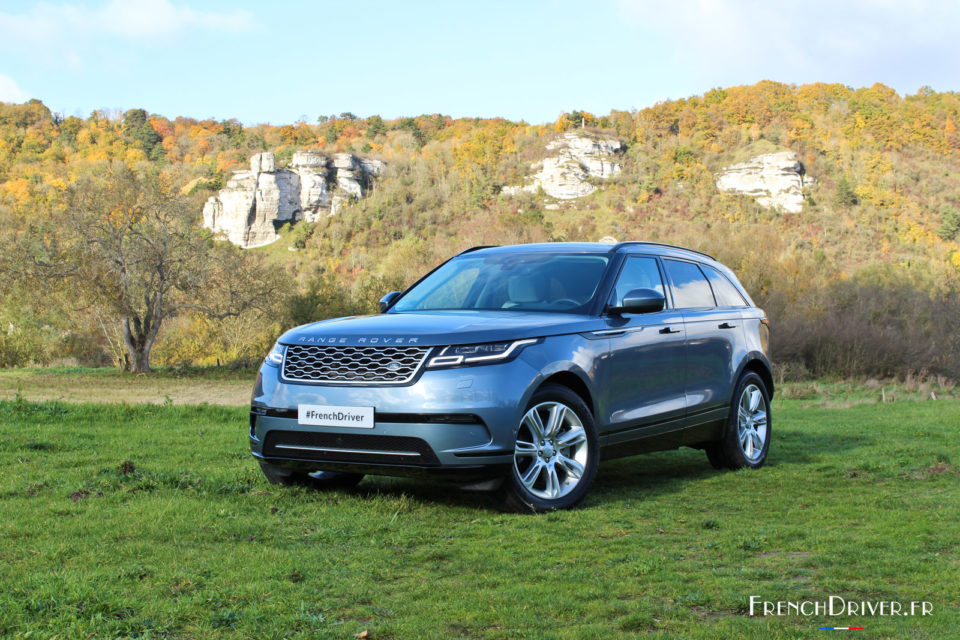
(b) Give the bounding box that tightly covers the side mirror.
[610,288,665,315]
[379,291,401,313]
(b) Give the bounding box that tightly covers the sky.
[1,0,959,125]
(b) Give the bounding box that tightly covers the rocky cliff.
[502,132,622,200]
[203,151,385,248]
[715,151,809,214]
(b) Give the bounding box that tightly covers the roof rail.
[610,241,716,261]
[457,245,497,255]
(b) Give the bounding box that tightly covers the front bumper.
[249,356,541,479]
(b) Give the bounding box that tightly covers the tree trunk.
[120,312,162,373]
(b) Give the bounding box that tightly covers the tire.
[259,462,364,489]
[706,372,771,470]
[501,384,599,512]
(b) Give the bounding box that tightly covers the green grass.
[1,395,958,638]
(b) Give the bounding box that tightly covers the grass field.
[0,367,253,406]
[1,380,958,638]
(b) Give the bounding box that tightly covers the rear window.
[663,259,716,308]
[702,265,748,307]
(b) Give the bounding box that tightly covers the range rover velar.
[249,241,773,511]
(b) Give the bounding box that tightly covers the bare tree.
[21,161,286,372]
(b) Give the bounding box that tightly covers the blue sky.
[1,0,959,125]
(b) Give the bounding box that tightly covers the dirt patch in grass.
[756,551,813,560]
[0,368,252,406]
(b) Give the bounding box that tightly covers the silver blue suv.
[250,242,773,511]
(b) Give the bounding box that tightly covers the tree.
[554,110,597,131]
[366,115,386,138]
[18,161,286,372]
[938,205,960,241]
[122,108,161,155]
[833,176,859,207]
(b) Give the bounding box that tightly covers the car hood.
[278,310,604,347]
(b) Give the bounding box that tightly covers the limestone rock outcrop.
[502,132,622,200]
[203,150,384,248]
[715,151,809,214]
[332,153,364,198]
[291,150,332,223]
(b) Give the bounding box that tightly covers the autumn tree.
[17,161,287,372]
[554,110,597,131]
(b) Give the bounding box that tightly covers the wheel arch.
[536,370,596,417]
[735,353,775,401]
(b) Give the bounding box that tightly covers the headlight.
[426,339,537,368]
[265,342,285,366]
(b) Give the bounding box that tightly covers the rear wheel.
[706,372,771,470]
[502,384,599,512]
[259,462,364,489]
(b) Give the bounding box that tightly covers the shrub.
[938,205,960,240]
[833,176,859,207]
[772,278,960,380]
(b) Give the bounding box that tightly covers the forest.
[1,80,959,380]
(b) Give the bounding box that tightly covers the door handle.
[718,322,737,329]
[659,326,680,334]
[591,329,626,337]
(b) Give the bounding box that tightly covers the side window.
[611,256,664,306]
[703,265,748,307]
[663,259,716,309]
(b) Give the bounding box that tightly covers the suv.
[250,242,773,511]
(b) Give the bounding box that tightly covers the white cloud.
[0,74,31,103]
[616,0,960,93]
[0,0,253,45]
[80,0,253,39]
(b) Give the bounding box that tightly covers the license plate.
[297,404,375,428]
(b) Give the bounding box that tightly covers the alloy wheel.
[513,401,589,500]
[737,383,768,462]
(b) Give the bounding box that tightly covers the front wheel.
[501,384,599,512]
[706,372,771,470]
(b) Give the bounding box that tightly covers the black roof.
[460,242,716,262]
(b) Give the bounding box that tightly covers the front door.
[597,256,687,449]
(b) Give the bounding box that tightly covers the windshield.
[392,252,610,313]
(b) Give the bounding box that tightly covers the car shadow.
[324,429,874,512]
[591,428,875,504]
[349,476,505,512]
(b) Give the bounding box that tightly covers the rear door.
[662,259,742,430]
[596,255,687,447]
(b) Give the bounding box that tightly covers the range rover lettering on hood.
[297,336,420,344]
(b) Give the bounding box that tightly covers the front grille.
[263,431,440,465]
[282,344,430,384]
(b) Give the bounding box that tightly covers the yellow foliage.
[45,177,67,192]
[124,148,148,164]
[1,178,31,206]
[85,148,111,162]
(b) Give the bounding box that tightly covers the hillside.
[2,81,960,379]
